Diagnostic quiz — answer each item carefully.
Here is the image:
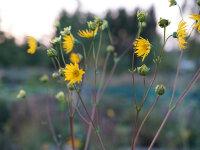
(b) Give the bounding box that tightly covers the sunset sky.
[0,0,196,49]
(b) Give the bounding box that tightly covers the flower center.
[73,70,79,77]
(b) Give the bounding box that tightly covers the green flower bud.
[197,0,200,6]
[55,91,65,101]
[47,48,57,57]
[169,0,177,7]
[52,72,60,79]
[173,32,178,38]
[158,18,171,28]
[114,52,118,57]
[40,74,49,83]
[60,26,71,36]
[155,84,166,95]
[102,20,108,30]
[50,36,61,46]
[137,64,150,76]
[67,83,75,91]
[58,68,65,77]
[94,17,103,26]
[141,22,147,28]
[106,45,115,53]
[137,11,148,22]
[16,89,26,99]
[87,21,97,31]
[54,21,61,28]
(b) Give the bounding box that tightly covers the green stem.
[59,41,66,65]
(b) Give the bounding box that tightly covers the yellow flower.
[134,37,150,62]
[70,53,80,64]
[177,20,187,50]
[63,34,74,54]
[64,63,85,84]
[78,27,98,39]
[66,138,83,148]
[27,36,37,54]
[189,14,200,33]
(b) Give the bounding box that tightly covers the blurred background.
[0,0,200,149]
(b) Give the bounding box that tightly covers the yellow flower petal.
[133,37,151,62]
[63,34,74,54]
[64,63,85,84]
[27,36,37,54]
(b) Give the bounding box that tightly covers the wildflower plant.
[23,1,200,150]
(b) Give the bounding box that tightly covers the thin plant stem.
[131,111,139,150]
[131,77,145,150]
[177,4,184,20]
[84,38,94,65]
[139,63,158,110]
[97,52,110,99]
[170,50,183,106]
[84,41,133,150]
[148,109,172,150]
[69,91,76,150]
[45,86,61,150]
[74,86,106,150]
[69,116,76,150]
[59,41,66,65]
[148,68,200,150]
[133,96,160,148]
[55,57,62,69]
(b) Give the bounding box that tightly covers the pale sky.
[0,0,197,49]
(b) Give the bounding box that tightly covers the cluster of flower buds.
[88,18,108,31]
[50,36,61,46]
[87,21,97,31]
[137,11,148,22]
[47,48,57,57]
[60,26,71,36]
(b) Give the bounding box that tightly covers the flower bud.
[137,11,148,22]
[172,32,178,38]
[102,20,108,30]
[67,83,75,91]
[58,68,65,77]
[141,22,147,28]
[40,74,49,83]
[158,18,171,28]
[197,0,200,6]
[50,36,61,46]
[106,45,115,53]
[155,84,166,95]
[52,72,60,79]
[47,48,57,57]
[16,89,26,99]
[54,21,61,28]
[60,26,71,36]
[137,64,150,76]
[94,17,103,26]
[55,91,65,101]
[169,0,177,7]
[87,21,97,31]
